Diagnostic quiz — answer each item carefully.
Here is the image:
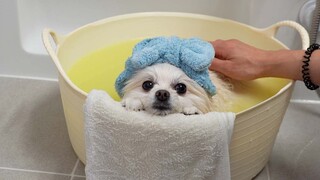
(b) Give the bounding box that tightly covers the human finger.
[210,40,227,59]
[209,58,229,73]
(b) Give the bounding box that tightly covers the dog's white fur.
[121,63,233,115]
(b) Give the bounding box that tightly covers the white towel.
[84,90,235,180]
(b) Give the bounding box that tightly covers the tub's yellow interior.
[67,39,290,113]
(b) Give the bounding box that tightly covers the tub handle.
[42,29,66,72]
[260,21,310,49]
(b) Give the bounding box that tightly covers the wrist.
[309,50,320,85]
[303,47,320,87]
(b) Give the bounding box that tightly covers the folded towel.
[84,90,235,180]
[115,36,216,97]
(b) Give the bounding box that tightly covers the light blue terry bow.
[115,36,216,97]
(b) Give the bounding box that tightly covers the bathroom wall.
[1,0,317,100]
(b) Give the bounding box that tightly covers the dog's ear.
[180,38,214,72]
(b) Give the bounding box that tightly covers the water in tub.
[67,39,290,113]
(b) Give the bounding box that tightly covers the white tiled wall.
[2,0,318,100]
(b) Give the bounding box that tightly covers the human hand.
[209,39,268,80]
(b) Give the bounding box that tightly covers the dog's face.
[121,63,213,115]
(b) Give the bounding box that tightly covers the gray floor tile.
[0,169,70,180]
[268,102,320,180]
[253,165,269,180]
[74,160,85,176]
[72,177,86,180]
[0,77,78,174]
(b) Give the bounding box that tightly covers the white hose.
[310,0,320,97]
[310,0,320,43]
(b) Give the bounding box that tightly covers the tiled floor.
[0,77,85,180]
[0,76,319,180]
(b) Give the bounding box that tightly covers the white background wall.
[1,0,318,100]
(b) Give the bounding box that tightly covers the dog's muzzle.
[153,90,171,110]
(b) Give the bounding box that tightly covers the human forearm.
[261,49,320,85]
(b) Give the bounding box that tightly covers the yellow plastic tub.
[42,12,309,180]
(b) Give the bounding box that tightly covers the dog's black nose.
[155,90,170,101]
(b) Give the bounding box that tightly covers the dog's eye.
[175,83,187,94]
[142,81,154,91]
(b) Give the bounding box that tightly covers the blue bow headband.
[115,36,216,97]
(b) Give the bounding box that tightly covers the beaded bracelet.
[302,43,319,90]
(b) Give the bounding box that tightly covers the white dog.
[121,63,233,115]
